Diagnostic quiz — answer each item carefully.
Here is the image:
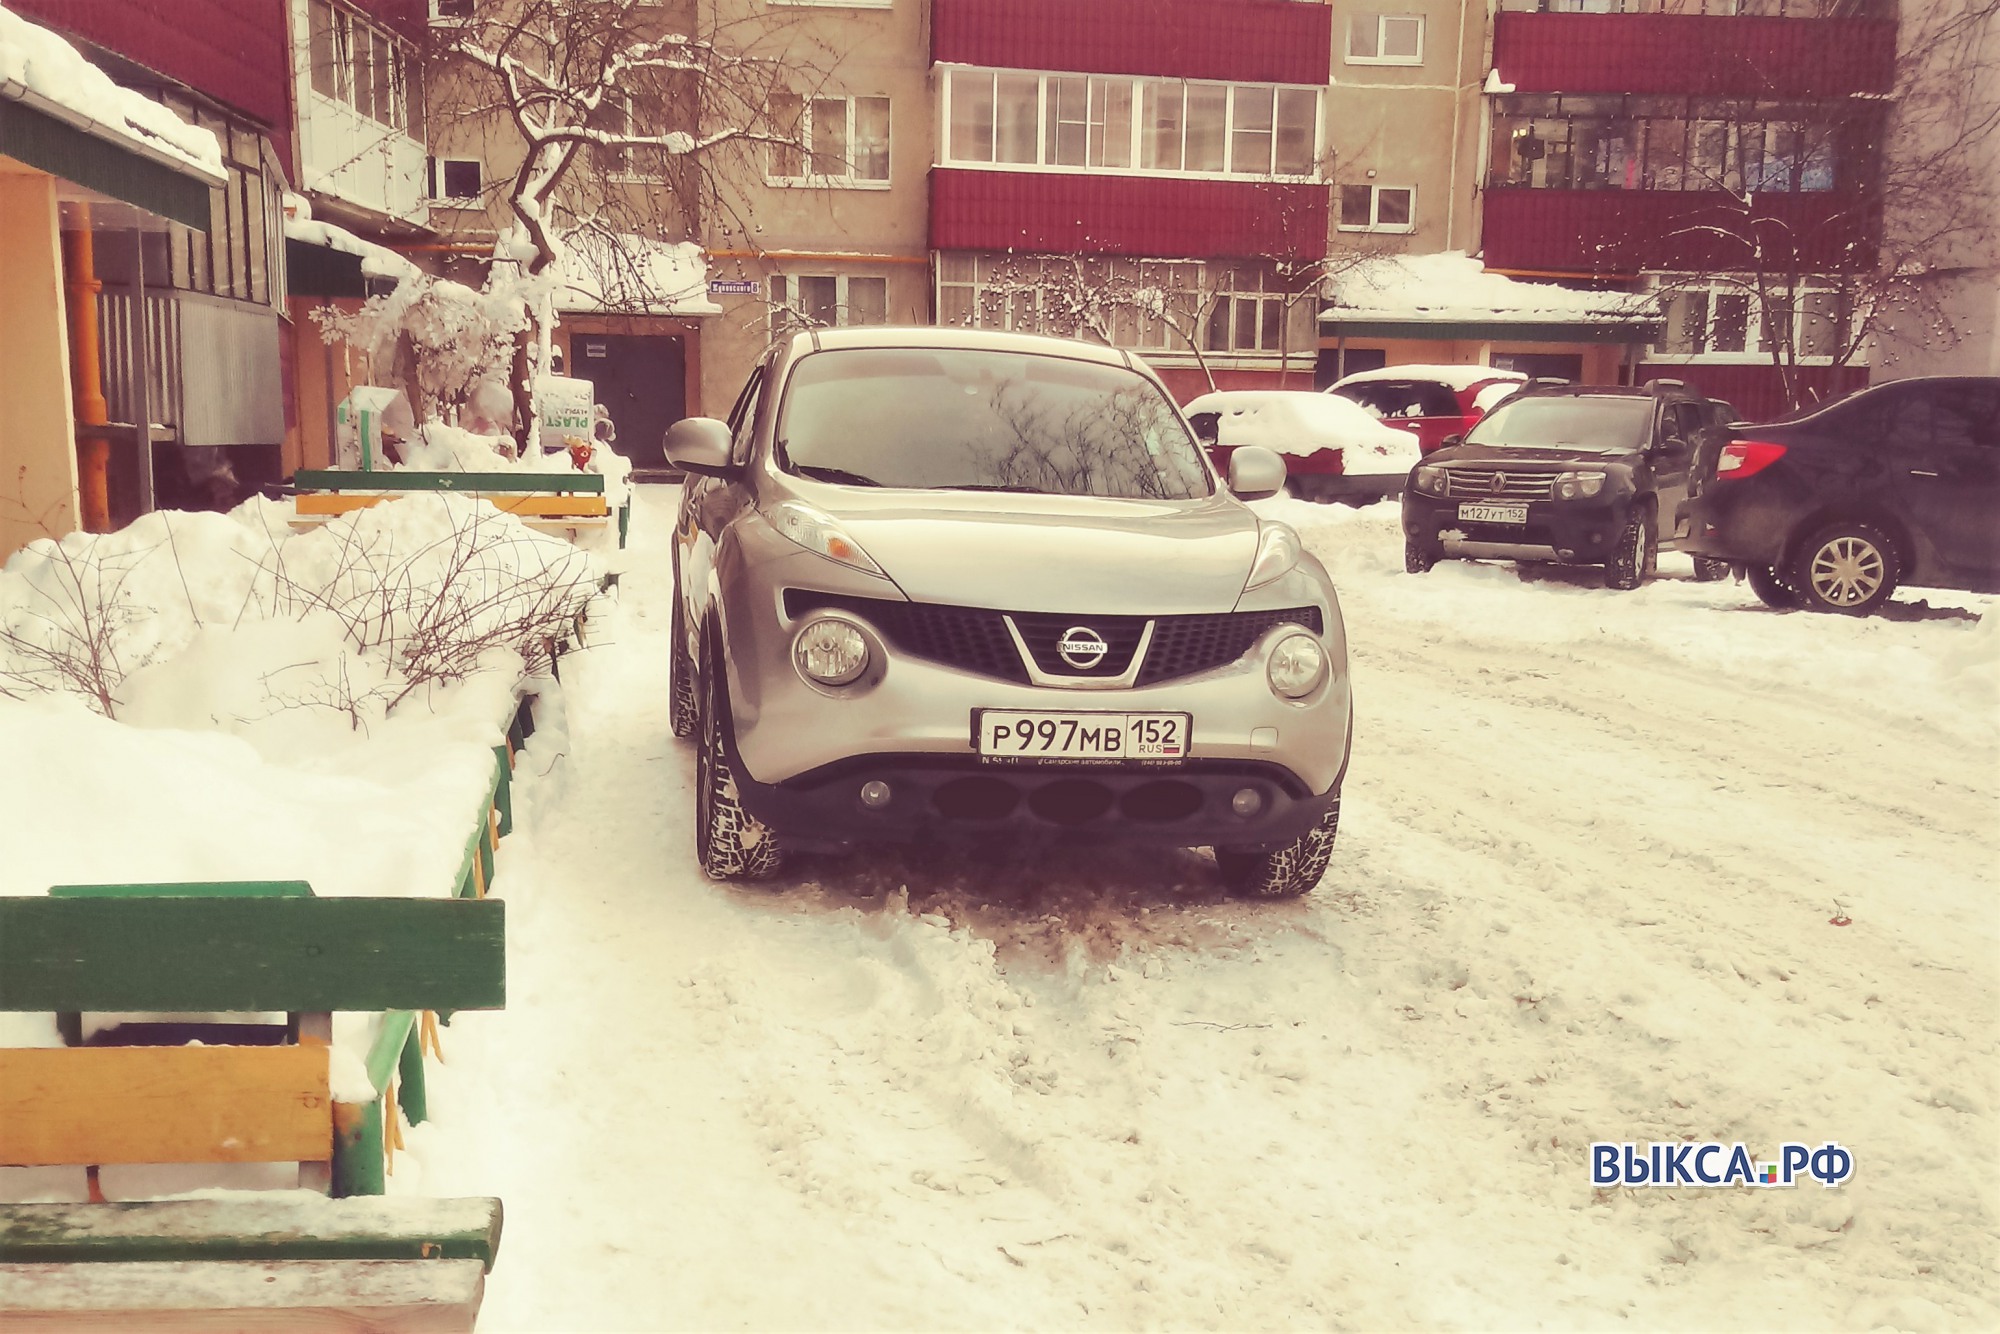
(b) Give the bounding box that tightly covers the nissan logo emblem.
[1057,627,1109,670]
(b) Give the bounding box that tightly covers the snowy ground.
[411,484,1997,1331]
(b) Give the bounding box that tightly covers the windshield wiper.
[930,483,1046,494]
[794,464,884,487]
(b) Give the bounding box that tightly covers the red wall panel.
[1482,187,1876,276]
[930,169,1329,262]
[1637,361,1867,421]
[933,0,1332,86]
[1491,13,1896,99]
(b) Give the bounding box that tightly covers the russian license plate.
[1457,502,1529,524]
[976,710,1190,765]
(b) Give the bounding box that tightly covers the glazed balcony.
[1482,186,1877,275]
[929,169,1328,263]
[932,0,1332,86]
[1490,11,1896,99]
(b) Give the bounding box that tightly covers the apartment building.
[1478,0,1898,417]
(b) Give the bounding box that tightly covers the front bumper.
[732,752,1343,852]
[1403,492,1631,563]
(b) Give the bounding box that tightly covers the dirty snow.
[401,485,1998,1330]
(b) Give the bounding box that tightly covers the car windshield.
[1463,396,1653,452]
[775,347,1214,499]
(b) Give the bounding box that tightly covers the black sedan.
[1683,377,2000,613]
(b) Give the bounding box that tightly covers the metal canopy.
[0,99,211,231]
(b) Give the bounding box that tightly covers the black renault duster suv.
[1401,382,1728,590]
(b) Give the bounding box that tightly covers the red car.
[1328,365,1527,456]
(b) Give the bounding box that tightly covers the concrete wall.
[0,166,80,559]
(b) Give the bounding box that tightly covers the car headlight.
[1554,470,1606,500]
[793,617,870,686]
[1245,523,1302,591]
[1413,465,1447,496]
[769,501,886,577]
[1267,632,1327,699]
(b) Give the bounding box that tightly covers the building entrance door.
[573,333,686,469]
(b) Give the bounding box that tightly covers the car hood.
[1430,442,1639,467]
[791,488,1264,614]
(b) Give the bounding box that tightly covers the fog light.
[859,780,892,809]
[795,617,869,686]
[1231,787,1263,817]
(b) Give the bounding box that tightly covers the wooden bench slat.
[0,897,506,1014]
[49,881,314,899]
[295,493,611,519]
[0,1198,503,1271]
[294,468,605,494]
[0,1047,330,1167]
[0,1258,484,1328]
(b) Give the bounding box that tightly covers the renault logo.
[1490,471,1509,493]
[1057,627,1109,670]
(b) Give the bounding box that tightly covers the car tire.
[1215,796,1340,899]
[1404,536,1439,574]
[1746,563,1801,610]
[1789,521,1900,615]
[668,567,697,740]
[1691,556,1731,583]
[1604,506,1657,591]
[694,629,784,881]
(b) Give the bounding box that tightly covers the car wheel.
[1746,564,1801,610]
[1604,506,1657,591]
[668,566,697,740]
[1691,556,1731,583]
[1790,521,1900,615]
[1404,536,1439,574]
[694,629,783,881]
[1215,796,1340,899]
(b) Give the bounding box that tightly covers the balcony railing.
[1497,0,1891,16]
[929,169,1328,262]
[1481,186,1877,275]
[932,0,1331,87]
[1490,11,1896,98]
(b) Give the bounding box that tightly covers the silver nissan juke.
[665,327,1352,897]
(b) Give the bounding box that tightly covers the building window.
[429,157,483,202]
[1339,184,1415,231]
[155,96,279,308]
[1491,97,1846,193]
[770,274,889,331]
[943,68,1318,180]
[306,0,420,135]
[1204,267,1314,355]
[768,94,891,185]
[600,93,673,180]
[1347,15,1425,67]
[1653,279,1852,361]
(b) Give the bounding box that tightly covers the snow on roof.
[556,232,720,316]
[283,201,423,282]
[1333,363,1526,392]
[0,7,224,183]
[1182,389,1419,468]
[1322,252,1658,327]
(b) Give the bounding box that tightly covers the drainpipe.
[62,206,110,532]
[1445,0,1473,249]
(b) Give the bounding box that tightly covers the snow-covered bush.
[0,496,599,729]
[313,273,525,425]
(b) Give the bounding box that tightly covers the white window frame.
[769,273,890,331]
[766,94,892,188]
[308,0,419,136]
[603,92,672,182]
[1346,15,1426,67]
[936,66,1320,183]
[1337,183,1416,233]
[1647,277,1854,366]
[428,156,483,205]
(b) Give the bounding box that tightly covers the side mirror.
[1441,433,1466,449]
[1227,445,1288,501]
[664,416,736,477]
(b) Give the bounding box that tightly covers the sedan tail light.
[1714,440,1788,481]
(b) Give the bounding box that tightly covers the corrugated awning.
[0,97,213,230]
[1319,316,1661,343]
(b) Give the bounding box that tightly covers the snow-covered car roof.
[1182,389,1418,467]
[1331,364,1527,393]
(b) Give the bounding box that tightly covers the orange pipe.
[61,208,110,532]
[708,249,930,265]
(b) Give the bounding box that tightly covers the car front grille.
[783,591,1321,687]
[1444,468,1557,500]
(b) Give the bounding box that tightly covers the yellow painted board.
[0,1047,331,1167]
[294,494,609,518]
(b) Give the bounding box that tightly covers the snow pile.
[556,231,719,315]
[1333,363,1527,393]
[0,7,223,180]
[1324,252,1657,326]
[1184,390,1420,470]
[393,422,634,510]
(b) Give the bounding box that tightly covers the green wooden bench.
[0,885,507,1326]
[292,469,632,548]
